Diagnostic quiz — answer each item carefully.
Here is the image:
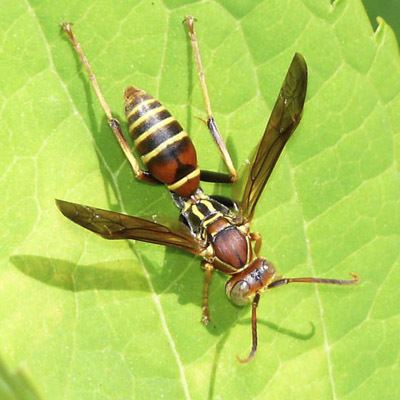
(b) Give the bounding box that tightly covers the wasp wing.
[56,199,204,255]
[241,53,307,221]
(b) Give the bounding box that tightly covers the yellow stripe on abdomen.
[167,168,200,191]
[126,98,158,120]
[133,116,176,145]
[141,131,188,164]
[129,105,166,132]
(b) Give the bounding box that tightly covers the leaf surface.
[0,0,399,399]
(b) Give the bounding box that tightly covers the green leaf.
[363,0,400,42]
[1,0,399,399]
[0,357,41,400]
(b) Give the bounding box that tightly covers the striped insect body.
[58,19,358,363]
[124,87,200,197]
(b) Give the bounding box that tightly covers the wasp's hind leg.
[184,16,237,184]
[61,23,161,185]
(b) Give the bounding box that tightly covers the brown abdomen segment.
[124,87,200,197]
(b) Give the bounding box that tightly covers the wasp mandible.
[57,17,358,362]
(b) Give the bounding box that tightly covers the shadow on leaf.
[238,318,316,341]
[10,255,149,292]
[139,250,245,338]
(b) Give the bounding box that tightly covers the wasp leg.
[250,232,262,257]
[201,261,214,325]
[200,170,236,184]
[237,292,260,363]
[268,273,359,289]
[61,23,160,185]
[184,16,237,183]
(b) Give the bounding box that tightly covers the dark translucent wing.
[56,199,204,255]
[241,53,308,221]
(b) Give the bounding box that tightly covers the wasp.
[57,18,358,362]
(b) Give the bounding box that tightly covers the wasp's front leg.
[250,232,262,257]
[201,261,214,325]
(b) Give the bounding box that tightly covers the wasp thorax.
[212,224,249,269]
[225,258,276,306]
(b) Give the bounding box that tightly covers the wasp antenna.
[349,273,360,283]
[237,349,256,364]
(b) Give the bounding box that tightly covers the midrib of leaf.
[7,0,397,398]
[24,0,191,398]
[131,246,191,400]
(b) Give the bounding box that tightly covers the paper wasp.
[57,18,358,362]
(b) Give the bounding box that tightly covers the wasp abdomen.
[124,87,199,197]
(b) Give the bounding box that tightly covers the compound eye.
[228,280,251,306]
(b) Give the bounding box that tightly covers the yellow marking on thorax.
[133,116,176,144]
[141,130,188,164]
[167,168,200,191]
[129,105,166,132]
[191,204,206,220]
[182,201,191,213]
[126,98,158,120]
[201,200,216,213]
